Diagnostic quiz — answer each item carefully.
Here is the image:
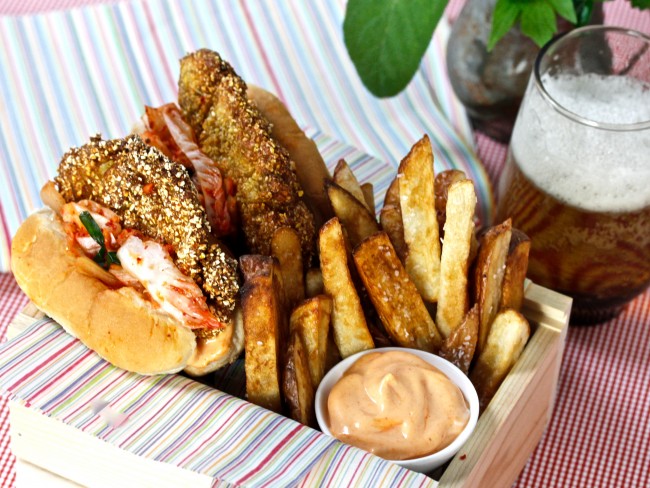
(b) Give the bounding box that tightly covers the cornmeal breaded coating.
[178,49,315,262]
[55,134,238,320]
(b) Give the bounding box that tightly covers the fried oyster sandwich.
[178,48,316,263]
[11,47,324,376]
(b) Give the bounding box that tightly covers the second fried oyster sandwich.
[178,49,317,264]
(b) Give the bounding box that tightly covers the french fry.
[470,309,530,410]
[326,181,380,249]
[361,182,375,211]
[305,267,324,298]
[282,330,316,426]
[436,180,477,338]
[319,217,374,358]
[290,295,332,387]
[434,169,467,238]
[325,330,342,373]
[333,159,370,211]
[500,228,531,312]
[239,255,286,413]
[379,177,406,260]
[398,135,441,302]
[439,304,478,374]
[271,226,305,309]
[383,176,400,207]
[474,219,512,354]
[353,232,442,352]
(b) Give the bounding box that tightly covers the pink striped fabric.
[0,0,493,273]
[1,1,650,487]
[0,274,29,488]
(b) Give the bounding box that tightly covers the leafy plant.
[343,0,649,98]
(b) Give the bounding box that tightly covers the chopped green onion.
[79,211,105,246]
[79,210,120,268]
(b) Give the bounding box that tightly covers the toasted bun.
[247,85,332,228]
[184,306,244,376]
[11,207,242,376]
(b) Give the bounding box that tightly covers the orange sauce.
[327,350,469,460]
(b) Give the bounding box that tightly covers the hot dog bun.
[11,207,243,376]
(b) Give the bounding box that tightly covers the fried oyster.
[178,48,316,263]
[54,134,239,323]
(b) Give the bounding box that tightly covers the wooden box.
[5,282,571,487]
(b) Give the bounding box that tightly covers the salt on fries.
[398,135,441,302]
[238,136,531,426]
[239,255,286,413]
[436,179,477,338]
[319,217,374,358]
[474,219,512,354]
[470,309,530,410]
[354,232,442,352]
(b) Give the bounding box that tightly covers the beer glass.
[496,26,650,324]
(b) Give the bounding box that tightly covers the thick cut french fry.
[470,309,530,410]
[436,180,477,338]
[271,226,305,309]
[326,182,380,249]
[333,159,370,211]
[398,135,441,302]
[434,169,467,238]
[474,219,512,354]
[383,177,400,207]
[379,204,407,261]
[282,330,316,427]
[305,267,324,298]
[239,255,286,413]
[500,228,531,312]
[353,232,442,352]
[290,295,332,387]
[361,182,375,212]
[319,218,374,358]
[380,177,406,260]
[439,304,478,374]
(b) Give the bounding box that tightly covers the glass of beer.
[496,26,650,324]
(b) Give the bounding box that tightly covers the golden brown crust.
[247,85,332,228]
[178,50,316,264]
[10,208,243,376]
[54,135,240,316]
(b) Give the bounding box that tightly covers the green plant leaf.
[572,0,594,26]
[520,2,557,47]
[549,0,577,23]
[343,0,447,97]
[488,0,523,51]
[630,0,650,8]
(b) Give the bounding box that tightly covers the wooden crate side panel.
[439,284,571,487]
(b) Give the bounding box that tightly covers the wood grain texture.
[439,282,571,487]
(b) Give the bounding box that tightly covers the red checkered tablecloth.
[1,1,649,487]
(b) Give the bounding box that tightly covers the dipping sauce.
[327,350,469,460]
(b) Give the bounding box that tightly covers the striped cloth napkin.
[0,0,492,272]
[0,317,437,486]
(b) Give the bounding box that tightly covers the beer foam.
[512,73,650,213]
